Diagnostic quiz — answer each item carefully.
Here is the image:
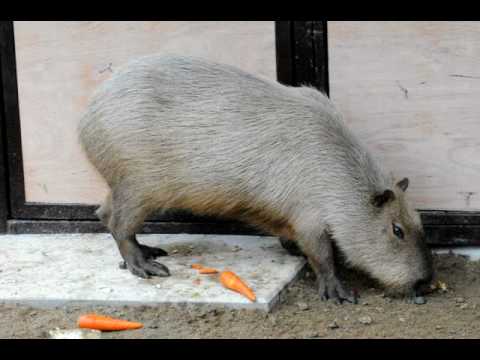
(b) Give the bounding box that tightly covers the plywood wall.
[14,21,276,204]
[328,21,480,211]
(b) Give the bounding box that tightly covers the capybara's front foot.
[121,246,170,279]
[318,274,357,304]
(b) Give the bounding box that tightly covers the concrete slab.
[0,233,306,311]
[433,247,480,261]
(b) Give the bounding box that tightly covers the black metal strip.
[275,21,294,86]
[286,21,329,94]
[292,21,313,87]
[424,225,480,247]
[420,210,480,226]
[0,22,12,233]
[7,217,478,247]
[311,21,329,95]
[0,21,27,220]
[7,219,264,236]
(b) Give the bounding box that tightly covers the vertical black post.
[275,21,329,95]
[275,21,295,86]
[0,21,14,233]
[292,21,313,87]
[311,21,329,95]
[0,21,25,222]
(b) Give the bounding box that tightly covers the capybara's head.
[340,177,433,296]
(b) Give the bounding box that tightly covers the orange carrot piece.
[78,314,143,331]
[219,271,256,302]
[191,264,204,270]
[198,267,219,274]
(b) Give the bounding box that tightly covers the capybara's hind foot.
[128,258,170,279]
[118,244,168,272]
[138,244,169,258]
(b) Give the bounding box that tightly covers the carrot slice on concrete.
[198,267,219,274]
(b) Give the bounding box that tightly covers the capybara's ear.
[372,189,395,208]
[396,178,409,192]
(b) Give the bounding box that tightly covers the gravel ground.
[1,252,480,339]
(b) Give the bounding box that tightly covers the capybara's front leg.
[299,230,357,304]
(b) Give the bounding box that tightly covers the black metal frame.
[1,20,479,246]
[275,21,329,93]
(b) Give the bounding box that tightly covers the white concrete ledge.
[0,233,306,311]
[433,247,480,261]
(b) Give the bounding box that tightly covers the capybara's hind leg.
[279,237,304,257]
[99,191,168,264]
[109,189,170,278]
[96,193,112,229]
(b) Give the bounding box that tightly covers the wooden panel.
[328,21,480,211]
[14,21,276,204]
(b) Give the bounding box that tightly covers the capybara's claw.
[124,258,170,278]
[121,245,171,279]
[318,276,357,304]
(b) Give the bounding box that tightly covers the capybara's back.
[78,55,433,302]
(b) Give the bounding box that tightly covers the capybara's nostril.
[414,272,433,295]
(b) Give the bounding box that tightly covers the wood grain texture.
[328,21,480,211]
[13,21,276,204]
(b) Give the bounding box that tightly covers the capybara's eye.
[392,223,404,239]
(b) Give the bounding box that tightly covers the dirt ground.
[1,252,480,339]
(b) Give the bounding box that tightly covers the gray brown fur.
[78,55,433,301]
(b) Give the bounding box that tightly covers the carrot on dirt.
[77,314,143,331]
[219,270,256,302]
[191,264,204,270]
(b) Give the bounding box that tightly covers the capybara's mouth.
[412,292,427,305]
[382,287,429,305]
[380,281,427,300]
